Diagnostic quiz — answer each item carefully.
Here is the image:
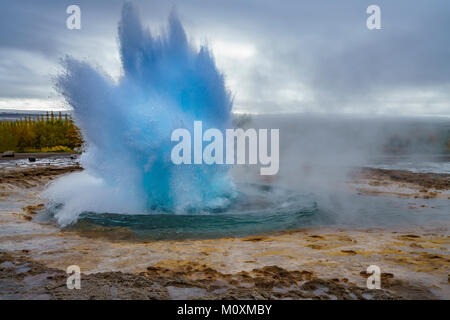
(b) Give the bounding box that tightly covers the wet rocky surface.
[351,168,450,199]
[1,250,429,300]
[358,168,450,190]
[0,163,449,300]
[0,165,82,188]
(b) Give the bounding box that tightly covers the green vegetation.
[0,112,83,153]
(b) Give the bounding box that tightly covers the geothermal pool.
[37,176,450,240]
[41,182,316,240]
[64,195,450,240]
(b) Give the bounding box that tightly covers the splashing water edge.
[45,3,237,226]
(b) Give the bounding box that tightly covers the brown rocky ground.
[0,164,449,300]
[358,168,450,190]
[350,168,450,199]
[0,165,82,187]
[0,251,423,300]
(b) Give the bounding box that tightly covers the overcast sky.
[0,0,449,116]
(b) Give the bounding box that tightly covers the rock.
[28,157,36,162]
[23,204,45,215]
[341,250,357,255]
[1,151,14,158]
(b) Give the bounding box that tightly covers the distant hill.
[0,109,72,121]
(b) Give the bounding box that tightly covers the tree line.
[0,112,83,153]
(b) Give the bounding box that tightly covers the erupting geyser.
[46,3,236,225]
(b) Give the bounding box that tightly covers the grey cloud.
[0,0,449,115]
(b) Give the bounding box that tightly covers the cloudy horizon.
[1,0,449,117]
